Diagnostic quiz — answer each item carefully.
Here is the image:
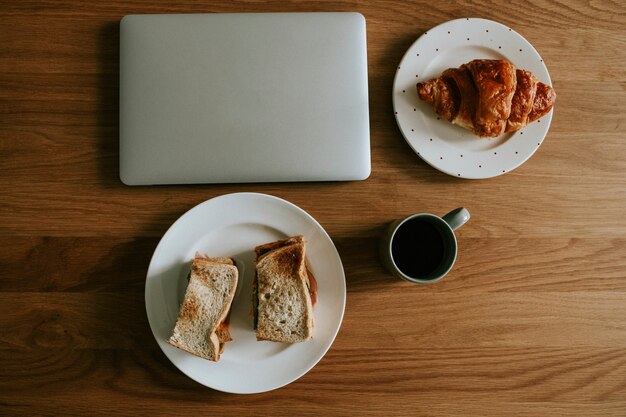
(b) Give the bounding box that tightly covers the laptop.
[119,13,370,185]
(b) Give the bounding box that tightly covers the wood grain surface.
[1,0,626,415]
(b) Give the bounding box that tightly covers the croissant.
[416,59,556,137]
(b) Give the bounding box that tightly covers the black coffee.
[391,218,446,279]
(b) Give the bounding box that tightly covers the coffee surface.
[391,218,445,278]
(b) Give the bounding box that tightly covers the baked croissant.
[416,59,556,137]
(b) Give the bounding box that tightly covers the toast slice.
[168,256,238,361]
[255,236,314,343]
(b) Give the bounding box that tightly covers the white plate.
[392,18,554,179]
[145,192,346,393]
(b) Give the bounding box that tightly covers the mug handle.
[442,207,470,231]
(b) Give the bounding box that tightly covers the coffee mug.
[379,207,470,284]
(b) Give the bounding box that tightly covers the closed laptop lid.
[119,12,370,185]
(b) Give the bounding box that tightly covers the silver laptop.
[120,13,370,185]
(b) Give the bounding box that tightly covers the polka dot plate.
[392,18,554,179]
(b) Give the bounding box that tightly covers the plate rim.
[144,192,346,393]
[392,17,554,179]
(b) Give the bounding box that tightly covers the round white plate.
[145,192,346,394]
[393,18,554,179]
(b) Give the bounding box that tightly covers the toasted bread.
[254,236,314,343]
[168,256,238,361]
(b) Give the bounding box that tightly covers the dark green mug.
[380,208,470,284]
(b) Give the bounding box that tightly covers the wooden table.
[2,1,625,415]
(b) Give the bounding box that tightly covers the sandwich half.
[168,256,238,361]
[254,236,316,343]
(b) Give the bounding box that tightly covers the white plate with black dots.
[392,18,555,179]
